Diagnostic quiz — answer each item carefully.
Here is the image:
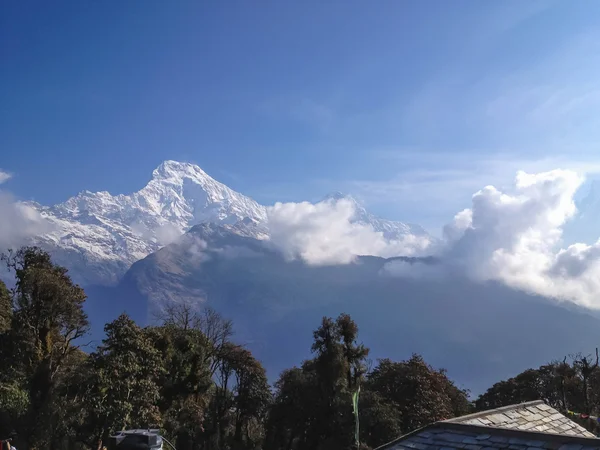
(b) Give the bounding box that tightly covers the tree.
[46,348,90,449]
[264,365,319,450]
[265,313,369,450]
[146,324,213,450]
[367,355,470,434]
[0,279,22,440]
[0,280,11,333]
[82,314,163,449]
[228,347,271,448]
[475,361,584,413]
[358,390,402,449]
[573,350,599,414]
[155,302,234,377]
[1,247,89,449]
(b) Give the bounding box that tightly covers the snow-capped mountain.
[28,160,429,286]
[31,161,268,285]
[322,191,429,239]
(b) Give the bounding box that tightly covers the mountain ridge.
[26,160,427,285]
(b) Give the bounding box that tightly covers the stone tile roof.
[376,401,599,450]
[377,421,600,450]
[446,400,596,438]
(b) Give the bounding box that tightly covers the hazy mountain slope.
[86,224,600,394]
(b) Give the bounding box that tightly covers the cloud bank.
[0,170,12,185]
[267,198,432,265]
[438,169,600,308]
[267,169,600,309]
[0,170,52,250]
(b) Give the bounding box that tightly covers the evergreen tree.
[266,313,368,450]
[367,355,471,434]
[82,314,163,449]
[1,247,89,449]
[0,280,11,333]
[146,324,213,450]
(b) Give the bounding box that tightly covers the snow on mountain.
[27,161,429,286]
[31,161,268,285]
[322,191,429,239]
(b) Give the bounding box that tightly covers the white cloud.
[389,168,600,309]
[155,223,182,246]
[0,168,53,252]
[381,258,446,280]
[0,192,52,250]
[445,170,581,278]
[268,166,600,309]
[216,245,263,259]
[185,237,210,265]
[131,221,183,246]
[0,170,12,185]
[266,199,431,265]
[0,169,51,252]
[344,151,600,233]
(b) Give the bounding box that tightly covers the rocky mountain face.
[28,160,427,286]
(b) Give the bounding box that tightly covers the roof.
[376,422,600,450]
[446,401,596,438]
[376,401,600,450]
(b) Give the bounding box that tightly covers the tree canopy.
[8,246,600,449]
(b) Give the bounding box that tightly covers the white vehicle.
[108,429,174,450]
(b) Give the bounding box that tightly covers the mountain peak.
[323,191,359,204]
[33,160,268,285]
[151,160,211,183]
[324,191,347,200]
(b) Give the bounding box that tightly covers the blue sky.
[3,0,600,232]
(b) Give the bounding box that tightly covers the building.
[376,400,600,450]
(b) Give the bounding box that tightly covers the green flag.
[352,385,360,448]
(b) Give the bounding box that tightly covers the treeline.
[0,247,471,450]
[6,247,598,450]
[476,352,600,435]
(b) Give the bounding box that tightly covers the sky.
[3,0,600,233]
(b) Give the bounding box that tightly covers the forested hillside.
[1,247,599,450]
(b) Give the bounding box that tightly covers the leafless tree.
[153,300,234,375]
[153,300,201,330]
[573,349,599,414]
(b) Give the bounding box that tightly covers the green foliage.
[367,355,471,434]
[0,280,11,333]
[74,313,167,449]
[0,246,90,449]
[476,361,581,411]
[358,389,402,449]
[0,382,29,414]
[146,323,213,448]
[473,352,600,435]
[264,314,368,450]
[0,246,487,450]
[265,319,472,450]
